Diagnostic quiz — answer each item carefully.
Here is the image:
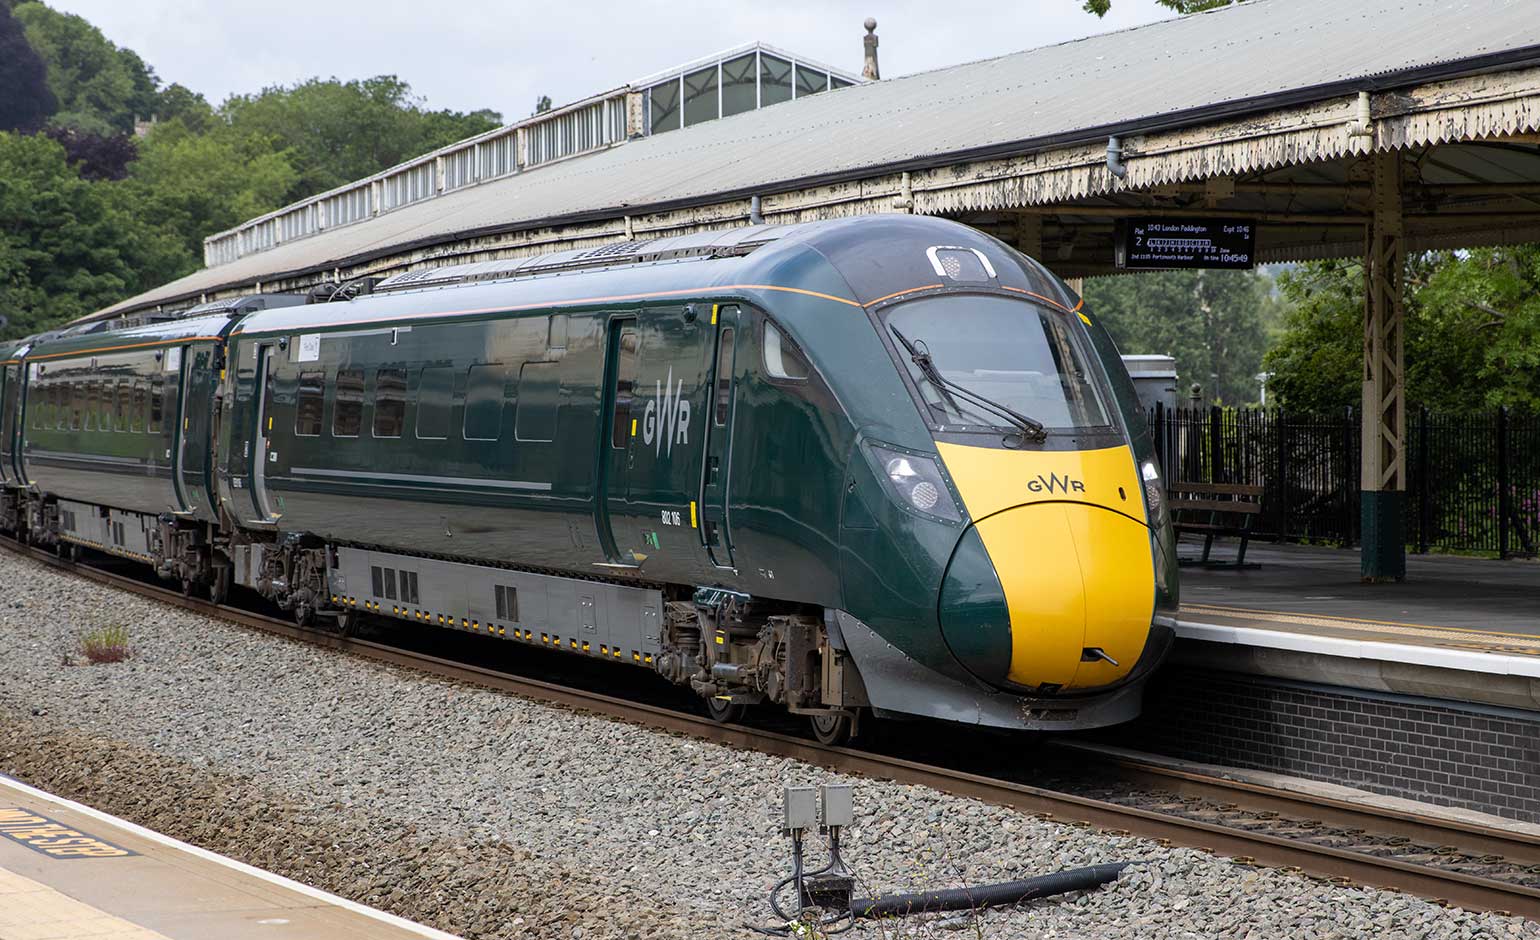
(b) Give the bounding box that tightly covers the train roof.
[18,313,240,362]
[230,216,1076,338]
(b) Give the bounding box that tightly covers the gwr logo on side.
[642,366,692,457]
[0,806,135,858]
[1027,473,1086,495]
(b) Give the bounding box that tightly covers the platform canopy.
[84,0,1540,320]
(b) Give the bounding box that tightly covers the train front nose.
[939,500,1154,692]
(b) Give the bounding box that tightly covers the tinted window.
[131,382,145,432]
[611,327,638,448]
[295,372,324,436]
[763,321,810,381]
[115,380,130,431]
[714,328,735,427]
[415,367,453,439]
[84,382,96,431]
[149,376,163,432]
[69,383,81,430]
[515,362,559,443]
[333,368,364,437]
[373,368,407,438]
[463,364,505,442]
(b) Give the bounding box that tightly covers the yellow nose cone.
[973,502,1154,689]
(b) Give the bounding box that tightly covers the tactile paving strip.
[1181,603,1540,653]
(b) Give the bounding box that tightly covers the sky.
[45,0,1176,120]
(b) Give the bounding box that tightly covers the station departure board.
[1115,218,1256,270]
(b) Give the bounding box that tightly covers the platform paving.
[0,774,456,940]
[1178,541,1540,637]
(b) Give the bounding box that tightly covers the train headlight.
[1141,460,1166,520]
[871,445,962,523]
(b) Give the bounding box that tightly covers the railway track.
[10,537,1540,920]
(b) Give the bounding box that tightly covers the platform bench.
[1169,482,1264,568]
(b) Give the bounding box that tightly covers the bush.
[76,624,130,664]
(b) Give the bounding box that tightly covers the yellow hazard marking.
[266,416,272,430]
[1078,312,1092,326]
[0,806,134,858]
[711,304,719,325]
[631,418,637,437]
[689,501,698,528]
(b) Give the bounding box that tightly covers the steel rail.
[9,538,1540,919]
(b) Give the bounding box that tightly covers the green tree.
[1265,251,1540,413]
[122,120,298,279]
[219,75,501,201]
[1083,268,1280,404]
[0,132,177,339]
[13,1,157,134]
[0,1,54,131]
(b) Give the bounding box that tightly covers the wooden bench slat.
[1170,499,1263,514]
[1175,522,1250,533]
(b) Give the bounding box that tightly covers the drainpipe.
[749,194,765,225]
[1106,136,1128,180]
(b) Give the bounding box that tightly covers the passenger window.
[514,362,559,443]
[69,383,81,431]
[116,380,131,431]
[714,328,735,427]
[382,567,397,601]
[764,321,810,381]
[611,327,639,448]
[373,368,407,438]
[85,381,98,431]
[149,376,163,432]
[463,364,505,442]
[332,368,364,437]
[415,367,453,440]
[130,382,145,432]
[295,371,324,436]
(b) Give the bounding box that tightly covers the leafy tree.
[122,120,298,278]
[1264,251,1540,413]
[155,82,214,133]
[220,75,501,201]
[534,95,552,114]
[42,124,135,180]
[13,1,158,134]
[1083,268,1281,405]
[0,1,54,131]
[0,132,176,339]
[1083,0,1235,15]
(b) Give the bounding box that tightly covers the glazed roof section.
[96,0,1540,318]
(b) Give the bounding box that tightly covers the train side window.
[415,367,453,440]
[463,364,505,442]
[332,368,365,437]
[763,321,810,382]
[86,381,99,431]
[370,565,384,596]
[714,328,735,427]
[373,368,407,438]
[149,376,163,432]
[116,380,130,432]
[295,371,324,436]
[69,383,81,431]
[130,382,145,432]
[514,362,559,443]
[382,568,397,601]
[611,327,639,448]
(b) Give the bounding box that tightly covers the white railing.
[202,87,637,268]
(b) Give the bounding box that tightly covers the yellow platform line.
[0,866,169,939]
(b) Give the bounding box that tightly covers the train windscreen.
[883,294,1110,432]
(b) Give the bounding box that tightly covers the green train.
[0,215,1177,743]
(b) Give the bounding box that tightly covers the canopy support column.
[1361,149,1406,582]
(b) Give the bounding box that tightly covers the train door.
[700,305,740,569]
[169,346,193,513]
[176,346,215,517]
[596,315,640,566]
[0,364,18,484]
[249,344,278,520]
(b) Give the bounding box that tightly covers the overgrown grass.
[76,625,131,664]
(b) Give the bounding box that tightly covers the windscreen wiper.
[890,326,1048,442]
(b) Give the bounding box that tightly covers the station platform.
[0,774,457,940]
[1171,542,1540,709]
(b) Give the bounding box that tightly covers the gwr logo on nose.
[1027,473,1086,494]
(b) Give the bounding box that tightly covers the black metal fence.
[1148,405,1540,557]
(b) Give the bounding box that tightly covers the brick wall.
[1115,668,1540,823]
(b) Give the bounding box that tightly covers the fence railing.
[1149,405,1540,558]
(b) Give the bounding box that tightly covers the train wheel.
[181,578,196,598]
[704,695,744,725]
[207,569,230,606]
[809,711,857,747]
[334,609,359,638]
[292,603,314,628]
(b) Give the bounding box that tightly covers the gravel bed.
[1,552,1536,940]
